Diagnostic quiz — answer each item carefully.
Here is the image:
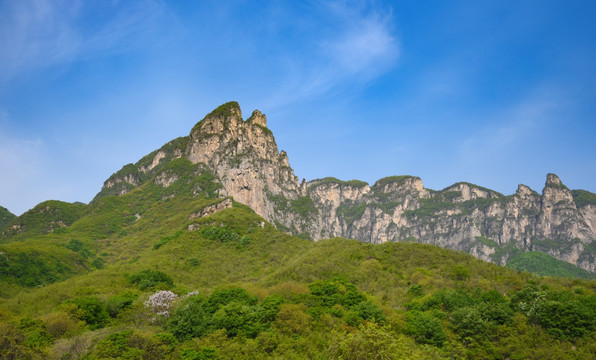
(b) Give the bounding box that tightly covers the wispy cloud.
[0,0,166,83]
[263,1,399,108]
[321,2,398,76]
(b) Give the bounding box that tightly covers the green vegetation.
[200,226,250,248]
[206,101,240,119]
[336,201,367,226]
[290,196,318,218]
[0,249,78,287]
[507,251,596,280]
[312,177,369,188]
[127,269,174,290]
[404,197,457,218]
[372,175,417,189]
[0,205,16,232]
[0,200,86,241]
[572,189,596,208]
[475,236,500,248]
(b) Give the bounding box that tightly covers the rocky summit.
[94,102,596,272]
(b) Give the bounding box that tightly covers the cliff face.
[185,103,305,226]
[305,174,596,273]
[94,102,596,272]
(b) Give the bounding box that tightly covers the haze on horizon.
[1,0,595,215]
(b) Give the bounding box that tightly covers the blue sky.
[1,0,595,215]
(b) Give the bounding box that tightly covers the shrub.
[211,301,263,338]
[405,311,446,347]
[533,299,595,339]
[43,311,84,338]
[273,303,311,335]
[204,288,257,314]
[180,347,219,360]
[353,300,386,323]
[407,284,424,297]
[168,295,210,341]
[127,269,174,290]
[70,297,110,330]
[449,306,495,340]
[106,291,138,318]
[422,289,476,312]
[91,258,104,269]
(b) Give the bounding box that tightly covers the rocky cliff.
[94,102,596,272]
[304,174,596,273]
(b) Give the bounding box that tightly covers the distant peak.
[545,173,564,187]
[247,110,267,128]
[516,184,537,196]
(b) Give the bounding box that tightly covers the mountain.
[1,102,595,359]
[0,205,16,232]
[0,200,86,242]
[92,101,596,273]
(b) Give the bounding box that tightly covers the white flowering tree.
[145,290,178,317]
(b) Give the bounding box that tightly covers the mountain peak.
[516,184,537,197]
[545,173,564,187]
[247,110,267,128]
[206,101,242,120]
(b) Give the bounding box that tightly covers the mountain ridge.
[84,101,596,273]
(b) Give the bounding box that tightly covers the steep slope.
[0,205,15,232]
[91,101,596,273]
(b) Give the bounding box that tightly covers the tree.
[169,295,210,341]
[405,311,446,347]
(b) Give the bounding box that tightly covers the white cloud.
[322,6,398,75]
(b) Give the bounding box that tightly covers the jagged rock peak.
[247,110,267,128]
[545,173,565,187]
[542,173,573,204]
[190,102,273,139]
[516,184,537,197]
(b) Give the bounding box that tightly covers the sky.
[1,0,595,215]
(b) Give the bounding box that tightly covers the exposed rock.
[185,102,305,231]
[247,110,267,128]
[139,151,166,173]
[189,199,233,220]
[154,171,179,188]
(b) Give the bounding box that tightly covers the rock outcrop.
[93,102,596,272]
